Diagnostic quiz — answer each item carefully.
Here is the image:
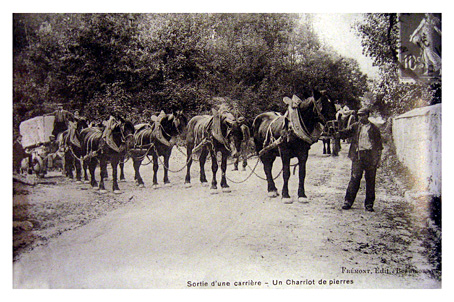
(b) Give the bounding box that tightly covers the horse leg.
[102,164,108,180]
[263,155,278,197]
[83,159,89,183]
[326,139,331,155]
[89,158,98,188]
[220,152,230,192]
[152,153,159,187]
[297,150,309,202]
[209,148,218,191]
[65,152,74,179]
[233,156,239,171]
[323,140,327,154]
[163,152,170,185]
[281,154,292,203]
[111,157,121,193]
[75,158,82,183]
[98,157,107,192]
[199,148,208,184]
[119,161,125,181]
[132,157,144,187]
[184,144,193,186]
[332,138,340,156]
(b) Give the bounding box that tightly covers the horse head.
[120,120,136,151]
[103,117,135,153]
[149,110,185,147]
[212,107,242,158]
[282,90,337,145]
[313,90,337,124]
[161,110,188,138]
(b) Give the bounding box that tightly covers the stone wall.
[392,104,441,196]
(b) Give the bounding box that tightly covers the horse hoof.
[164,183,172,187]
[99,189,107,194]
[138,184,145,188]
[152,184,160,189]
[210,188,218,195]
[268,191,279,198]
[75,180,82,184]
[222,187,231,193]
[298,197,309,204]
[84,181,90,184]
[113,190,123,195]
[119,179,126,182]
[184,183,192,188]
[282,197,293,204]
[201,182,209,187]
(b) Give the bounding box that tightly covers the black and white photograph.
[9,3,447,293]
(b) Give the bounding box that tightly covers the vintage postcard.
[11,9,443,292]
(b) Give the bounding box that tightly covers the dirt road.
[12,141,441,288]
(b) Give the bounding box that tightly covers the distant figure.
[74,109,85,122]
[46,103,75,137]
[44,134,62,171]
[336,108,383,212]
[13,135,31,174]
[410,13,441,76]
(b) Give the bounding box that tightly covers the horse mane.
[215,103,232,115]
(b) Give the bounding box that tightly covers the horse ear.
[292,95,303,104]
[283,97,292,105]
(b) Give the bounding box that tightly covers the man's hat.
[357,108,370,116]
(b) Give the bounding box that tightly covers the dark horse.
[130,110,187,188]
[252,91,337,203]
[232,122,252,171]
[59,119,89,182]
[79,116,135,193]
[321,119,340,156]
[184,106,242,192]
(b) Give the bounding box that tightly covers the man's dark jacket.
[338,121,383,167]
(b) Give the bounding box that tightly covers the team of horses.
[52,90,341,202]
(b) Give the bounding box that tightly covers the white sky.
[311,13,380,79]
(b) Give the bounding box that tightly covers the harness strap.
[287,101,324,145]
[263,115,281,149]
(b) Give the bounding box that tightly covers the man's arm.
[335,122,357,139]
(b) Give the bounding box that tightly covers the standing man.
[46,103,75,137]
[336,108,383,212]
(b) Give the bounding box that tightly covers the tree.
[13,13,371,131]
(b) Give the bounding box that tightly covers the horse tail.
[252,115,265,154]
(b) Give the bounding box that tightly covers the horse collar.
[287,105,323,145]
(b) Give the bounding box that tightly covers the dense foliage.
[13,13,369,133]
